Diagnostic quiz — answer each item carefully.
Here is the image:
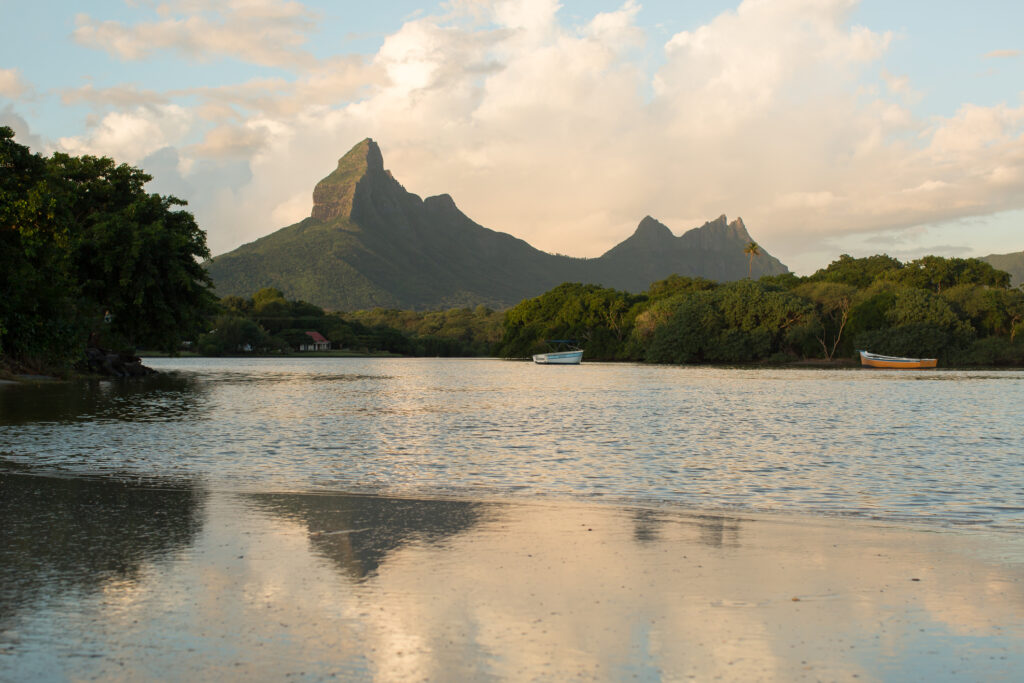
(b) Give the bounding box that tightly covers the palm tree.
[744,241,761,279]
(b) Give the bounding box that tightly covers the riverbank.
[2,477,1021,680]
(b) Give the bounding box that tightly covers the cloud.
[193,0,1024,270]
[72,0,318,68]
[984,49,1021,59]
[48,0,1024,274]
[60,83,171,109]
[190,122,270,158]
[0,105,45,151]
[58,105,194,164]
[0,68,30,99]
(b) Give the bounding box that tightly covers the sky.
[2,0,1023,275]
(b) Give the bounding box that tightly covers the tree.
[1,127,216,370]
[196,315,273,355]
[1,127,81,368]
[794,282,856,359]
[645,280,812,363]
[889,256,1010,292]
[498,283,643,359]
[744,241,761,279]
[46,151,216,353]
[808,254,902,288]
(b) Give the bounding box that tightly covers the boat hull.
[858,350,937,369]
[532,350,583,365]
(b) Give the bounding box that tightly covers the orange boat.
[858,350,937,369]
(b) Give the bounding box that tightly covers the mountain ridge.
[206,139,789,310]
[981,251,1024,287]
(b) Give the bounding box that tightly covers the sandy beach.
[3,480,1022,681]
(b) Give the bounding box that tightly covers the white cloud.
[0,68,30,99]
[927,102,1024,158]
[984,49,1021,59]
[0,105,45,150]
[51,0,1024,274]
[775,191,838,210]
[61,83,170,109]
[881,68,911,96]
[58,105,194,164]
[72,0,317,67]
[190,122,270,158]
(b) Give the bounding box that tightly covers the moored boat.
[532,350,584,365]
[858,350,937,369]
[532,340,583,365]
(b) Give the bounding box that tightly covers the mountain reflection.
[693,514,743,547]
[630,508,745,547]
[0,473,204,627]
[631,508,664,542]
[0,373,207,426]
[246,493,488,580]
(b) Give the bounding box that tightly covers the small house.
[299,331,331,351]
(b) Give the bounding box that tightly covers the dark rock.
[82,347,157,378]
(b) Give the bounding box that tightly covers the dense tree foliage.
[500,283,645,360]
[498,255,1024,366]
[1,127,215,372]
[197,289,504,357]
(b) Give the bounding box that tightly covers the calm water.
[2,358,1023,529]
[3,359,1024,680]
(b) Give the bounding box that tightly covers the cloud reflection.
[3,489,1023,680]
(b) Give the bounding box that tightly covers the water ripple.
[2,358,1023,530]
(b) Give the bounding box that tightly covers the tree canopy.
[1,126,215,372]
[498,254,1024,366]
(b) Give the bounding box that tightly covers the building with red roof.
[299,331,331,351]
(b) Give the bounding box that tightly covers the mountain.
[206,139,789,310]
[981,251,1024,287]
[591,214,786,292]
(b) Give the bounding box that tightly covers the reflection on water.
[2,486,1022,681]
[0,473,204,633]
[247,493,487,579]
[631,509,663,543]
[3,358,1024,529]
[3,360,1023,678]
[0,373,207,426]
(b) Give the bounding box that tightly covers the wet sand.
[2,477,1022,681]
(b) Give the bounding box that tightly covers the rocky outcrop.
[310,138,382,222]
[82,347,157,378]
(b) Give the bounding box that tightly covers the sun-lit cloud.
[60,83,171,109]
[72,0,318,67]
[58,105,194,164]
[190,122,270,158]
[984,49,1021,59]
[36,0,1024,273]
[0,68,30,99]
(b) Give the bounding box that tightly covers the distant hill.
[206,139,789,310]
[982,251,1024,287]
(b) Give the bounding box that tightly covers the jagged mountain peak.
[684,214,754,249]
[633,215,674,239]
[208,138,790,310]
[311,138,387,222]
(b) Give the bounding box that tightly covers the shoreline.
[4,465,1021,537]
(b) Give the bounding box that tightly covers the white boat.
[532,340,583,365]
[532,349,584,365]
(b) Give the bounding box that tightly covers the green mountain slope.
[206,139,789,310]
[982,251,1024,287]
